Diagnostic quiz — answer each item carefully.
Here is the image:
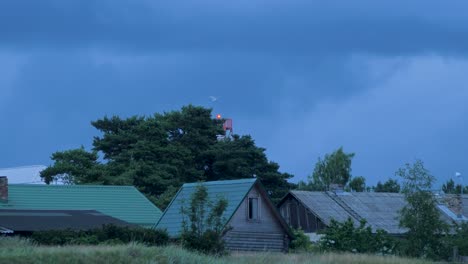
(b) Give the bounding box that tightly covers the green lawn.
[0,237,433,264]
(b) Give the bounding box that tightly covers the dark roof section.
[0,209,135,232]
[1,184,162,228]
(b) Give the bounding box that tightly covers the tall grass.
[0,237,433,264]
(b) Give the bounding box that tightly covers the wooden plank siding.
[224,185,288,252]
[279,195,326,233]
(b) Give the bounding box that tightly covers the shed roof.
[156,178,293,238]
[284,191,408,234]
[0,209,134,232]
[0,184,162,227]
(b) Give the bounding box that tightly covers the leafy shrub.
[30,224,169,246]
[320,218,397,255]
[180,184,228,255]
[289,228,314,252]
[450,222,468,257]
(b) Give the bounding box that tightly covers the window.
[285,202,291,224]
[248,197,259,220]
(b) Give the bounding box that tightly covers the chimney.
[0,176,8,202]
[445,194,463,218]
[330,183,344,194]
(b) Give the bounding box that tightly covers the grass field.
[0,237,433,264]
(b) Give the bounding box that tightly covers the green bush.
[320,218,397,255]
[30,224,169,246]
[289,228,314,252]
[180,184,228,255]
[450,222,468,257]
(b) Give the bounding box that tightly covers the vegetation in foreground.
[0,237,433,264]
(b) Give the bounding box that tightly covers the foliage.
[289,228,314,252]
[349,176,366,192]
[396,160,450,260]
[307,147,355,191]
[180,184,229,255]
[203,135,293,203]
[30,225,169,246]
[0,237,434,264]
[451,222,468,256]
[40,147,105,184]
[374,179,401,193]
[320,218,397,255]
[441,178,467,194]
[41,105,292,208]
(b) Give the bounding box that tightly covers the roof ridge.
[9,184,135,189]
[183,178,257,187]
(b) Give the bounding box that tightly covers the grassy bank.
[0,237,432,264]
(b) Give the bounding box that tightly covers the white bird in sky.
[209,96,220,102]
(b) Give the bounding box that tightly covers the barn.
[278,190,467,237]
[156,178,292,252]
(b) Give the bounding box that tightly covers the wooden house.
[156,178,292,252]
[278,190,468,237]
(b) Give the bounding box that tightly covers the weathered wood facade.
[224,184,289,252]
[278,193,326,233]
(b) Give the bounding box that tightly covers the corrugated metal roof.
[0,184,162,227]
[437,205,468,222]
[335,192,407,234]
[156,178,257,237]
[289,191,408,234]
[289,191,468,235]
[290,191,354,225]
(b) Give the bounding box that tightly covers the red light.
[216,114,222,119]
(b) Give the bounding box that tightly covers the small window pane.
[248,197,258,220]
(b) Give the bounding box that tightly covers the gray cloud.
[2,1,468,56]
[265,55,468,185]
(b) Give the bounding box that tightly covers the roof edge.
[253,181,294,238]
[154,185,185,230]
[287,191,331,227]
[222,179,258,231]
[182,178,256,188]
[9,184,136,188]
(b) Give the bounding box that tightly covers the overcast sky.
[1,1,467,186]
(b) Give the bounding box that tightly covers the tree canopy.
[397,160,449,260]
[41,105,292,208]
[349,176,366,192]
[374,179,401,193]
[299,147,355,191]
[441,178,467,194]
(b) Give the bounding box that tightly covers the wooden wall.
[279,195,326,233]
[223,185,288,252]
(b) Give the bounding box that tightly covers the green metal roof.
[0,184,162,228]
[155,178,257,237]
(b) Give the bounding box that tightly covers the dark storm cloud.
[2,1,468,56]
[1,1,468,186]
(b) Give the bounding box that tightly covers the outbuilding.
[156,178,292,252]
